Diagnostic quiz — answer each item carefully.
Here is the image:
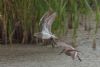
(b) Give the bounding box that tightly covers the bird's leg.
[58,49,65,55]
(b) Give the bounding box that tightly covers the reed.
[0,0,99,47]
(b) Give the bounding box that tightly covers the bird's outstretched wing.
[45,12,56,33]
[40,10,57,34]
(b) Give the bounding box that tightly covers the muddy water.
[0,43,100,67]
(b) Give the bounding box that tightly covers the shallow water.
[0,44,100,67]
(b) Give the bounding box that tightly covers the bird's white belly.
[41,31,52,39]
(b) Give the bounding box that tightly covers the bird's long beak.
[77,55,82,62]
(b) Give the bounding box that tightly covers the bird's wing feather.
[45,12,56,33]
[40,11,57,34]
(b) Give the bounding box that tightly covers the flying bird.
[34,10,57,47]
[34,10,57,39]
[56,41,82,61]
[34,10,81,61]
